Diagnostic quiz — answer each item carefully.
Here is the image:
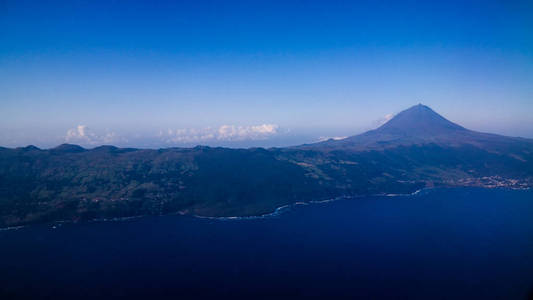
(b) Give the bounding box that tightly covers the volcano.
[301,104,533,153]
[375,104,466,136]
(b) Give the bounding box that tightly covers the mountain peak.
[296,104,472,151]
[376,104,465,136]
[51,144,86,153]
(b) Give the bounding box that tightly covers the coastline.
[1,186,530,231]
[193,188,428,221]
[1,189,424,230]
[194,185,532,222]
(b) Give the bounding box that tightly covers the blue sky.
[1,0,532,148]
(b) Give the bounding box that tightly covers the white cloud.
[160,124,280,144]
[382,113,394,124]
[217,124,278,140]
[372,113,395,128]
[65,125,120,145]
[66,125,93,142]
[317,136,347,142]
[64,123,281,147]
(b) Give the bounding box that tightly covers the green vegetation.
[0,143,531,227]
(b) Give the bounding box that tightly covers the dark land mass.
[1,104,532,227]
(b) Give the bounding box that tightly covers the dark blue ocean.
[1,188,533,299]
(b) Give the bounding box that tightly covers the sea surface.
[1,188,533,299]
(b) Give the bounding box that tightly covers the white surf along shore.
[194,188,427,221]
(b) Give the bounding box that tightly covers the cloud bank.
[159,124,280,144]
[64,123,282,148]
[65,125,119,145]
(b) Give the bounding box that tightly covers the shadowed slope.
[376,104,466,136]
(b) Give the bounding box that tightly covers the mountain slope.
[376,103,466,136]
[299,104,533,155]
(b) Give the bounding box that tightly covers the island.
[1,104,532,227]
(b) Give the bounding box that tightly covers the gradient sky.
[1,0,532,148]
